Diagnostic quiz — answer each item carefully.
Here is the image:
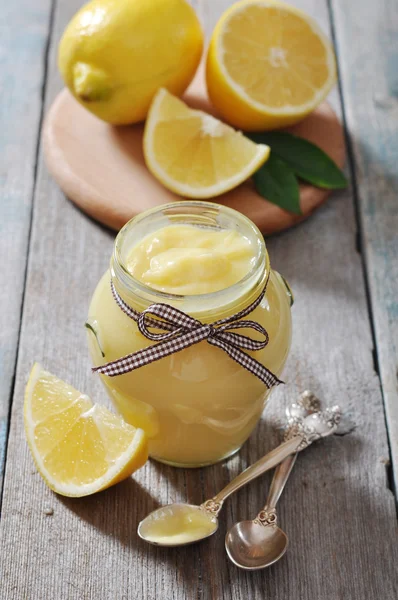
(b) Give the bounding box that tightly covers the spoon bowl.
[138,503,219,547]
[226,521,288,570]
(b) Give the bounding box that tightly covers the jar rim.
[111,201,269,315]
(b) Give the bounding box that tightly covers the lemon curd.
[138,505,217,546]
[87,202,292,467]
[125,225,256,295]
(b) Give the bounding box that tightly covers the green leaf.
[249,131,348,189]
[253,154,301,214]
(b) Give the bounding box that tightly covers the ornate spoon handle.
[253,453,297,526]
[202,397,342,518]
[203,436,302,515]
[266,390,322,511]
[253,398,342,526]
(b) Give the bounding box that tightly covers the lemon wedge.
[143,88,270,198]
[24,363,148,497]
[206,0,337,131]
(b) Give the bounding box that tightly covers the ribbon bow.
[93,280,282,389]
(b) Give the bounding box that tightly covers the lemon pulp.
[144,88,270,198]
[206,0,336,130]
[24,363,148,497]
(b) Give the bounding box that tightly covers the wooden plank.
[0,0,53,489]
[0,1,397,599]
[330,0,398,491]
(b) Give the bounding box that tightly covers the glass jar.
[87,202,293,467]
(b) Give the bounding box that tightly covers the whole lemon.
[58,0,203,124]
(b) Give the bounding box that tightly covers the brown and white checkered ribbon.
[93,278,282,388]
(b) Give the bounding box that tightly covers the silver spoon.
[224,392,321,568]
[225,391,320,569]
[225,397,341,570]
[138,395,338,547]
[138,435,304,547]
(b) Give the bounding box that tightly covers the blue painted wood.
[330,0,398,488]
[0,0,53,491]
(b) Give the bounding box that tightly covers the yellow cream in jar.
[126,225,256,295]
[87,203,292,467]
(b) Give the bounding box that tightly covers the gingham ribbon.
[92,278,282,388]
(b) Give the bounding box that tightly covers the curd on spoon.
[138,504,218,546]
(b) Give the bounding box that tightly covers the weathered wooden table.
[1,1,397,598]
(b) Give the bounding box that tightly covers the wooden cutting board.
[43,71,345,235]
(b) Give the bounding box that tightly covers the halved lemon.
[143,88,270,198]
[206,0,337,131]
[24,363,148,497]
